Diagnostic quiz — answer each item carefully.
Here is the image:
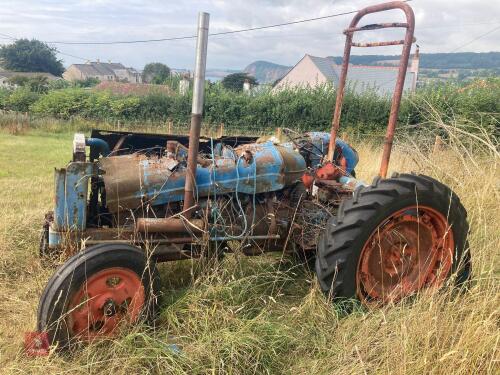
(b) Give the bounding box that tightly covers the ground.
[0,129,498,374]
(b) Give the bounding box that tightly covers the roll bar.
[326,1,416,178]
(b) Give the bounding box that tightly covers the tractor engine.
[45,129,361,260]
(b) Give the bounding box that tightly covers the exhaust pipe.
[183,12,210,218]
[136,217,205,234]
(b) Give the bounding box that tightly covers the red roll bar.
[326,1,416,178]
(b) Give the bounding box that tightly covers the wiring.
[0,31,90,61]
[25,1,413,45]
[42,10,361,45]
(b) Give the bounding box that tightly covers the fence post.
[218,123,224,138]
[167,119,173,134]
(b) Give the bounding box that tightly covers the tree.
[0,39,64,76]
[221,73,258,92]
[142,63,171,84]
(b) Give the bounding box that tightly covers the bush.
[109,96,141,118]
[7,75,50,93]
[73,77,100,88]
[5,88,40,112]
[48,79,71,90]
[0,88,11,109]
[5,78,498,137]
[30,88,91,118]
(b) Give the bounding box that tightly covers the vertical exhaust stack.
[183,12,210,218]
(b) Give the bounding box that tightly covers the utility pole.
[183,12,210,218]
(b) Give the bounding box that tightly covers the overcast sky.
[1,0,499,70]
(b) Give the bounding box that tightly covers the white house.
[0,71,59,88]
[274,49,420,95]
[63,61,142,83]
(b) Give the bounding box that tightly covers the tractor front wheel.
[37,243,160,350]
[315,173,471,306]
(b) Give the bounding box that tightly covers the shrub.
[110,96,141,118]
[7,78,498,137]
[30,88,91,118]
[48,79,71,90]
[5,88,40,112]
[73,77,100,88]
[0,88,11,109]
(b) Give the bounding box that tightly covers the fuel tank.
[101,141,306,213]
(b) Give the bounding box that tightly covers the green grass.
[0,126,498,374]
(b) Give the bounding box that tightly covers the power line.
[55,50,89,61]
[0,32,17,40]
[343,22,500,91]
[0,31,89,61]
[448,24,500,52]
[42,9,366,45]
[211,21,500,41]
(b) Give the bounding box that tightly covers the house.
[0,70,59,88]
[273,49,420,95]
[63,61,142,83]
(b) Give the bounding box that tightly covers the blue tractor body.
[45,129,360,253]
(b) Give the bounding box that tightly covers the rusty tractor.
[31,1,470,352]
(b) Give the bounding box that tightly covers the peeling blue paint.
[53,162,95,232]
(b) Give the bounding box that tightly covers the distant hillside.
[329,52,500,69]
[244,61,291,84]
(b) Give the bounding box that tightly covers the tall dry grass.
[0,113,498,374]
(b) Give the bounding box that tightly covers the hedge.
[0,78,498,135]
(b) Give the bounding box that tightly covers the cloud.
[0,0,498,69]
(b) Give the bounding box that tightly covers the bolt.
[103,299,117,317]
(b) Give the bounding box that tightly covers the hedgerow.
[0,78,498,135]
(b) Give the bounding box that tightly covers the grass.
[0,119,498,374]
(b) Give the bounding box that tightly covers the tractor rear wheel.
[37,243,160,350]
[315,173,471,306]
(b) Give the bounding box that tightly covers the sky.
[1,0,499,70]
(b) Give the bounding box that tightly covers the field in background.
[0,121,498,374]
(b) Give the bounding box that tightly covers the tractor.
[29,1,471,352]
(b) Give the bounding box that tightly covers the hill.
[243,60,291,84]
[329,52,500,69]
[242,53,499,85]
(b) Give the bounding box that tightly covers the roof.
[0,71,58,79]
[307,55,339,84]
[69,62,128,76]
[337,65,415,95]
[307,55,415,95]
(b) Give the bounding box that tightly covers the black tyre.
[37,243,160,349]
[315,173,471,305]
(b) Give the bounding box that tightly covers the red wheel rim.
[68,267,145,340]
[356,206,454,305]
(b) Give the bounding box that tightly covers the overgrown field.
[0,115,498,374]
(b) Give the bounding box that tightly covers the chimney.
[179,74,190,95]
[410,46,419,91]
[243,78,251,93]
